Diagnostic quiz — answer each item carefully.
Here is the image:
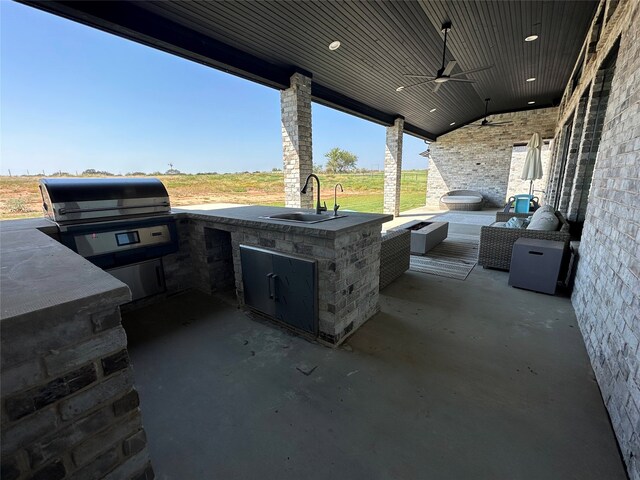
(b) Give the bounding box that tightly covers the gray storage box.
[509,238,566,294]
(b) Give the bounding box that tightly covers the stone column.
[383,117,404,216]
[281,72,313,209]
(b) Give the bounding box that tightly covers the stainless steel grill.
[39,178,179,301]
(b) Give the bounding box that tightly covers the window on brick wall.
[572,42,619,225]
[553,123,573,210]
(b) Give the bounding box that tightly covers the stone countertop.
[0,206,391,321]
[0,227,130,322]
[174,205,393,238]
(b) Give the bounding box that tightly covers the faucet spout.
[333,183,343,216]
[301,173,326,214]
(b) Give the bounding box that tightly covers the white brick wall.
[281,73,313,209]
[571,1,640,478]
[383,118,404,216]
[427,108,558,207]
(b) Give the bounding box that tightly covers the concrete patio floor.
[122,260,627,479]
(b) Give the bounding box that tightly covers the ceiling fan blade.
[448,78,476,83]
[403,74,437,79]
[403,79,437,89]
[442,60,457,76]
[433,83,442,93]
[488,121,513,125]
[450,65,494,77]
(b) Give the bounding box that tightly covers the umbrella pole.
[529,180,534,196]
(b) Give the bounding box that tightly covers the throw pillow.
[505,217,527,229]
[530,204,554,222]
[527,212,560,231]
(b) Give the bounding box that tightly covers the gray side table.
[509,238,566,294]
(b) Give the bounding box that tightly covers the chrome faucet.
[333,183,343,216]
[301,173,327,214]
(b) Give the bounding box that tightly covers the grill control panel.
[74,225,171,257]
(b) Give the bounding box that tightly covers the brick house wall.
[427,107,558,208]
[570,1,640,478]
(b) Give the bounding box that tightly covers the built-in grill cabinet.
[39,178,179,301]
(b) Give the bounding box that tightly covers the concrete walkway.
[123,266,627,479]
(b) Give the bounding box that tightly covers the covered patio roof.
[20,1,596,140]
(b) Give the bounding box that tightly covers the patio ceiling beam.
[20,0,437,142]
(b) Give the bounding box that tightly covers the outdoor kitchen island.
[171,205,393,346]
[0,205,390,478]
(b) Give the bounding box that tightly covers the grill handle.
[59,202,170,215]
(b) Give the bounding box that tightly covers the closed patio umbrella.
[522,132,543,196]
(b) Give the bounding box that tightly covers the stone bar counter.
[0,205,390,477]
[0,221,154,479]
[171,206,392,345]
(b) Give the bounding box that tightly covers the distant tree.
[313,162,324,172]
[165,168,181,175]
[324,148,357,173]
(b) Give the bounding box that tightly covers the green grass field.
[0,170,427,219]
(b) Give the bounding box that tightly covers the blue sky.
[0,1,428,175]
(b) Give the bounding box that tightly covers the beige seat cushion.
[442,195,482,204]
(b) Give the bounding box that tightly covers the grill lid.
[40,177,171,224]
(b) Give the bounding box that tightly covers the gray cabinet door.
[240,245,317,334]
[272,253,317,334]
[240,245,276,317]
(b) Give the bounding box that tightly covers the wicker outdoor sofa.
[478,211,571,270]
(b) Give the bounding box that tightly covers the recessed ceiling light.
[329,41,341,50]
[525,35,539,42]
[528,101,536,105]
[430,108,437,112]
[450,122,456,126]
[526,77,536,82]
[396,86,405,92]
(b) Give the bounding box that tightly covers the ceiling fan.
[477,98,513,127]
[396,21,493,93]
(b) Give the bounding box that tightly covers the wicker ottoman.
[379,229,411,290]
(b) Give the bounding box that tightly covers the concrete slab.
[123,267,627,480]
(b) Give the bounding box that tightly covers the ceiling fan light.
[396,86,405,92]
[329,41,341,50]
[430,108,437,112]
[434,77,449,84]
[525,35,539,42]
[450,122,456,126]
[526,77,536,82]
[528,101,536,104]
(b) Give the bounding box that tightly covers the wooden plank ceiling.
[22,1,597,140]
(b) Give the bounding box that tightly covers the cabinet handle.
[267,273,274,299]
[271,274,279,302]
[156,266,163,287]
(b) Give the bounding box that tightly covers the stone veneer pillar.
[383,117,404,216]
[281,72,313,209]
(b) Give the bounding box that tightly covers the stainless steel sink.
[260,212,346,224]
